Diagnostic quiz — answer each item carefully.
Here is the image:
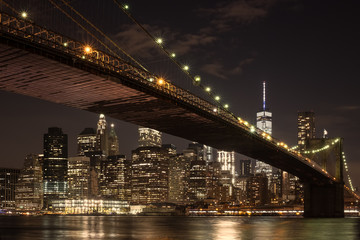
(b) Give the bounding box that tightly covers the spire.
[263,81,266,111]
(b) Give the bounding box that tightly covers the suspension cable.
[48,0,120,58]
[59,0,148,72]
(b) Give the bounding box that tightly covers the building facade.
[297,111,316,151]
[43,127,68,209]
[15,154,43,211]
[0,168,20,210]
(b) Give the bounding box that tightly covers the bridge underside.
[0,35,334,185]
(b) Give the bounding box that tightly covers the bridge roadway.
[0,12,346,217]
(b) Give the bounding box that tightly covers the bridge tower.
[303,138,344,217]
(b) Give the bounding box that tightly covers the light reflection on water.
[0,216,359,240]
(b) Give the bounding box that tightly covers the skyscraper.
[108,124,120,156]
[15,154,43,211]
[96,114,108,156]
[77,128,96,156]
[43,127,68,209]
[138,127,162,147]
[168,154,190,204]
[297,111,315,151]
[0,168,20,210]
[256,81,272,134]
[255,82,273,180]
[217,150,235,199]
[131,128,171,204]
[67,156,91,199]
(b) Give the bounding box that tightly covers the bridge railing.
[0,12,334,181]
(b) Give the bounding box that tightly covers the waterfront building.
[100,155,131,201]
[50,199,129,214]
[0,168,20,210]
[297,111,316,151]
[15,154,43,211]
[67,156,91,199]
[43,127,68,209]
[131,127,172,204]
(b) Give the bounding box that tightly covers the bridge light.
[224,104,229,109]
[183,65,189,71]
[213,108,218,112]
[123,4,129,10]
[148,77,154,82]
[250,126,256,133]
[194,76,201,82]
[21,12,28,18]
[215,96,220,101]
[156,38,163,44]
[63,42,68,47]
[84,46,92,54]
[157,78,164,85]
[243,121,249,126]
[205,87,211,92]
[81,55,86,59]
[171,53,176,58]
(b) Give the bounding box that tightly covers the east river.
[0,216,359,240]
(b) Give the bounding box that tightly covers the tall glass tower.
[43,127,68,209]
[96,114,108,156]
[255,82,273,180]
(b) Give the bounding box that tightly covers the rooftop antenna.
[263,81,266,111]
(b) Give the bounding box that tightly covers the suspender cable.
[48,0,119,58]
[58,0,149,73]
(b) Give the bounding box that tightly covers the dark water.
[0,216,359,240]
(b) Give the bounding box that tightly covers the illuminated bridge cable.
[342,152,355,192]
[48,0,119,58]
[0,0,19,15]
[113,1,239,121]
[58,0,149,73]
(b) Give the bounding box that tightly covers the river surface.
[0,216,359,240]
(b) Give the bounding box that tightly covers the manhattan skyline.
[0,0,359,190]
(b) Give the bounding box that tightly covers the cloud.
[201,0,279,31]
[231,58,255,74]
[201,62,228,79]
[171,33,217,55]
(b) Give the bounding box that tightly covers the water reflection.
[0,216,359,240]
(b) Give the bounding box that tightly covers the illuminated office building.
[255,81,274,190]
[239,159,252,177]
[0,168,20,210]
[297,111,316,151]
[77,128,96,156]
[138,127,162,147]
[246,173,269,206]
[67,156,91,199]
[43,127,68,209]
[168,154,190,204]
[206,161,221,201]
[15,154,43,211]
[108,124,120,156]
[131,147,170,204]
[100,155,131,201]
[185,143,207,202]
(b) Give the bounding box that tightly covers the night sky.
[1,0,359,189]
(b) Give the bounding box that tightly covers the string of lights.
[112,2,234,115]
[342,152,355,192]
[302,138,340,154]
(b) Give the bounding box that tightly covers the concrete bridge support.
[304,182,344,217]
